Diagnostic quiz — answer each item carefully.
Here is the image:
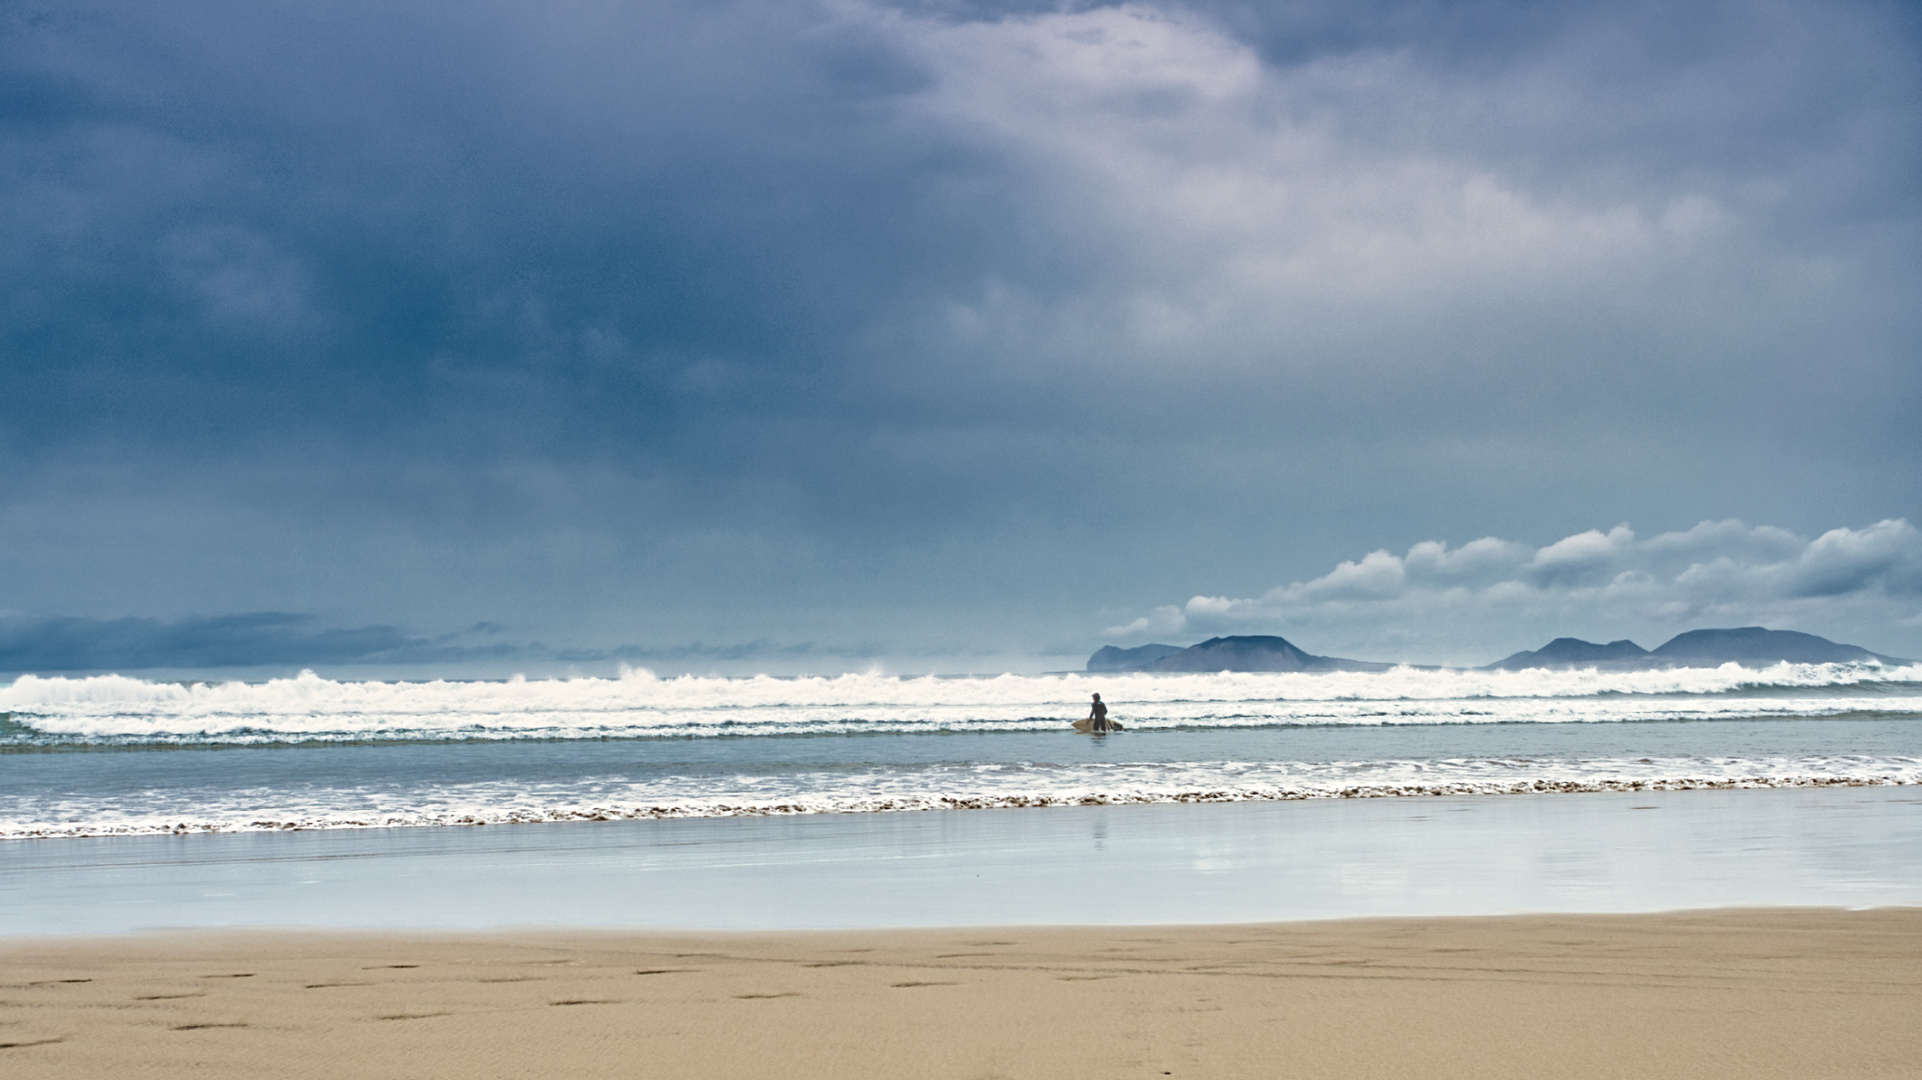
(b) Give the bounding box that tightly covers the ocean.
[3,662,1919,838]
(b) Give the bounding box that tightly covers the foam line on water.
[5,754,1917,838]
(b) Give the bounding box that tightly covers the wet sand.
[4,907,1919,1079]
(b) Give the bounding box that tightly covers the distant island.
[1090,635,1392,673]
[1088,627,1912,673]
[1484,627,1911,670]
[1086,643,1187,671]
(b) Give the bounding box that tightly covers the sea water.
[2,662,1918,837]
[5,662,1922,933]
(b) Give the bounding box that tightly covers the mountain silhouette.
[1486,627,1909,670]
[1089,635,1391,673]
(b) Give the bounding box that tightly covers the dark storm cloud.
[1,2,953,451]
[8,1,1902,456]
[0,610,864,673]
[0,0,1918,665]
[0,612,514,673]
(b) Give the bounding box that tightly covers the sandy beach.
[4,907,1918,1079]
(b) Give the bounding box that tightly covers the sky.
[1,0,1919,675]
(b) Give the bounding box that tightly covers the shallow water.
[5,787,1919,935]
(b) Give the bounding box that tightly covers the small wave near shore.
[7,754,1919,838]
[6,774,1916,839]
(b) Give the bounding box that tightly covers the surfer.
[1071,693,1121,733]
[1087,693,1112,733]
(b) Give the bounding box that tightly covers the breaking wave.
[3,663,1919,747]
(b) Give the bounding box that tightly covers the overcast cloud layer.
[2,0,1919,672]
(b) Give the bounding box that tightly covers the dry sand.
[4,908,1919,1079]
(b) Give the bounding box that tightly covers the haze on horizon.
[2,0,1918,677]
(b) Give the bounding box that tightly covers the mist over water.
[3,664,1918,839]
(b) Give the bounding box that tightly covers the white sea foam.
[4,754,1916,839]
[2,663,1918,744]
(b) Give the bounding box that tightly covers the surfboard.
[1072,718,1123,733]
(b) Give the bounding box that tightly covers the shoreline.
[5,908,1919,1078]
[8,788,1921,937]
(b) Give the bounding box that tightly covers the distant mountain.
[1144,635,1319,672]
[1086,643,1184,672]
[1486,627,1910,671]
[1092,627,1911,676]
[1648,627,1909,666]
[1085,635,1392,673]
[1486,637,1650,671]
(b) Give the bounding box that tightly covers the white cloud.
[1103,519,1922,663]
[878,0,1786,382]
